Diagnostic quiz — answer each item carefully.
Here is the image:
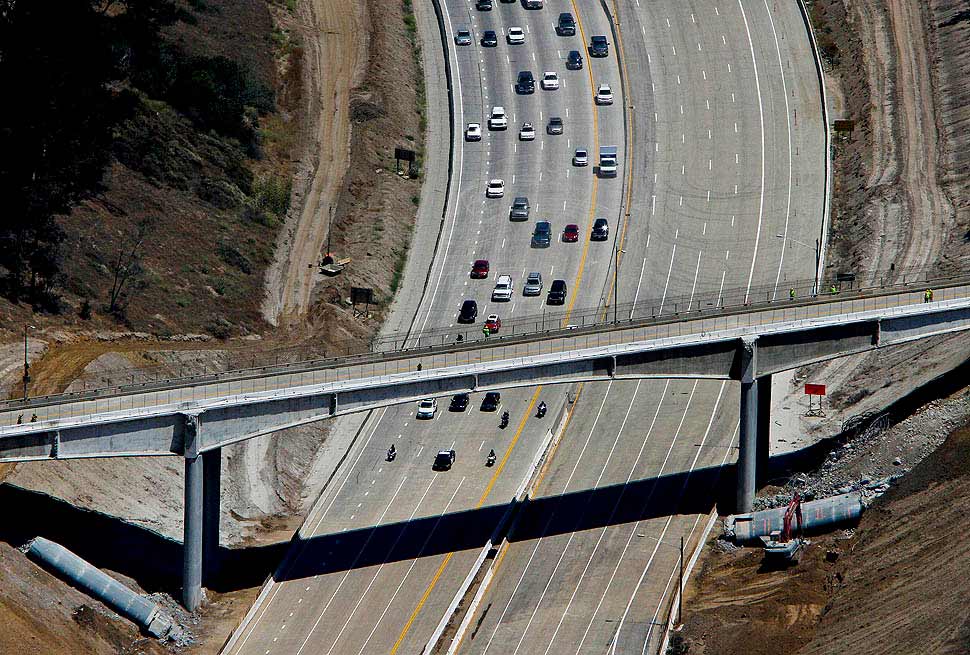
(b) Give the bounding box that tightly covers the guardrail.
[3,265,968,412]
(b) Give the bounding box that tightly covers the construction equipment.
[760,493,805,563]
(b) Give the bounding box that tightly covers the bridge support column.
[202,447,221,585]
[756,374,772,486]
[737,339,758,513]
[183,447,203,611]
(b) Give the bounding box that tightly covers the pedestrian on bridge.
[924,288,934,303]
[789,287,796,301]
[829,284,839,295]
[482,325,490,340]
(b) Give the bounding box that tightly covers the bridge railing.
[3,264,969,411]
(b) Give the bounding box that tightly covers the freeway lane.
[456,1,825,653]
[226,0,627,653]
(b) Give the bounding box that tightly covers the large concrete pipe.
[27,537,176,638]
[723,492,864,543]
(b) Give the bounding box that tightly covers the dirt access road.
[261,0,368,326]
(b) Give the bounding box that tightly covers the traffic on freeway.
[226,0,825,653]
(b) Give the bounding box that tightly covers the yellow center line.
[388,389,541,653]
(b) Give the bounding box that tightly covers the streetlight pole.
[613,247,625,324]
[776,234,821,296]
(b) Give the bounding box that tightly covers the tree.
[107,217,155,315]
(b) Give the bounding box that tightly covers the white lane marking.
[629,256,649,320]
[294,475,410,655]
[658,244,677,314]
[764,0,795,299]
[651,195,656,215]
[480,382,616,655]
[688,251,702,311]
[718,270,727,304]
[738,0,767,303]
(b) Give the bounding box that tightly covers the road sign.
[805,383,826,396]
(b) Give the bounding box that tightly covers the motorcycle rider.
[487,448,497,465]
[387,443,396,460]
[537,401,547,417]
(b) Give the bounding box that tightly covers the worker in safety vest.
[789,287,796,301]
[482,325,490,339]
[829,284,838,295]
[924,289,933,303]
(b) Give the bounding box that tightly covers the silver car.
[523,271,543,296]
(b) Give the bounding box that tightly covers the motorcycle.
[500,411,510,429]
[536,402,547,418]
[387,446,396,462]
[486,450,497,467]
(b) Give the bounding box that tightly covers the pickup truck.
[599,146,618,177]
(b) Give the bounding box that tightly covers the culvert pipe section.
[27,537,175,638]
[724,492,864,543]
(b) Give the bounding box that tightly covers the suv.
[449,393,470,412]
[455,28,472,46]
[492,274,513,301]
[481,29,498,47]
[433,449,456,471]
[590,35,609,57]
[481,392,501,411]
[489,106,508,130]
[458,299,478,323]
[591,218,609,240]
[547,117,564,134]
[523,271,543,296]
[547,279,567,305]
[557,12,576,35]
[476,0,492,9]
[566,50,584,70]
[510,197,530,221]
[516,70,535,94]
[532,220,552,247]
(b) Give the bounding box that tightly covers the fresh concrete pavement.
[225,0,627,652]
[455,1,825,654]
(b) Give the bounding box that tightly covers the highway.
[454,1,825,653]
[224,0,629,652]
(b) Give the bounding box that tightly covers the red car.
[485,314,502,333]
[563,224,580,242]
[471,259,490,278]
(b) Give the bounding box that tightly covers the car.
[488,106,508,130]
[591,217,609,240]
[595,84,614,105]
[519,122,536,141]
[524,0,543,7]
[507,26,525,44]
[471,259,490,278]
[458,299,478,323]
[557,12,576,35]
[485,314,502,333]
[492,274,513,301]
[547,117,564,135]
[455,28,472,46]
[433,449,456,471]
[465,122,482,141]
[523,271,543,296]
[562,223,580,242]
[532,220,552,247]
[541,72,560,90]
[416,398,437,419]
[516,70,535,94]
[449,393,470,412]
[481,391,501,411]
[573,148,588,166]
[547,279,567,305]
[476,0,493,9]
[486,179,505,198]
[510,197,530,221]
[481,29,498,47]
[590,35,609,57]
[566,50,584,70]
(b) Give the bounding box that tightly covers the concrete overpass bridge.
[4,273,970,608]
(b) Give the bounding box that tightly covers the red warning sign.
[804,383,826,396]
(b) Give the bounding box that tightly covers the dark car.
[471,259,490,278]
[516,70,535,94]
[458,299,478,323]
[590,35,609,57]
[547,117,564,135]
[563,224,580,242]
[476,0,493,9]
[450,393,470,412]
[481,29,498,47]
[532,220,552,248]
[433,449,456,471]
[557,12,576,35]
[510,197,530,221]
[481,392,502,411]
[591,218,609,241]
[566,50,584,70]
[547,279,567,305]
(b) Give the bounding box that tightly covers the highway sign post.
[805,383,826,417]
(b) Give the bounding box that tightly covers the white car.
[507,26,525,44]
[541,72,560,90]
[519,122,536,140]
[492,274,513,301]
[416,398,437,419]
[573,148,588,166]
[488,106,508,130]
[465,122,482,141]
[486,179,505,197]
[595,84,614,105]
